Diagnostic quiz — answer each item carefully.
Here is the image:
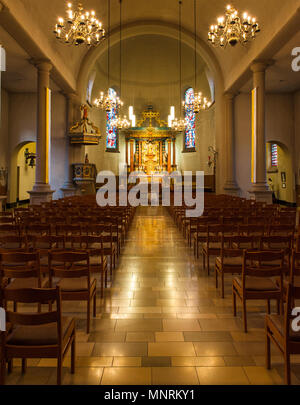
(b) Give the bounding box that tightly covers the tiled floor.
[5,207,300,385]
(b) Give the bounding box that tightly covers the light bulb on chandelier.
[54,2,105,46]
[208,4,260,48]
[171,117,186,132]
[94,90,123,113]
[112,115,131,130]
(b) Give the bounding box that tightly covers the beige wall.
[234,92,296,203]
[0,89,9,169]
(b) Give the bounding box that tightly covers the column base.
[60,182,78,198]
[248,183,273,204]
[223,182,240,196]
[28,184,55,205]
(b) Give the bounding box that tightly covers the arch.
[76,20,224,103]
[9,141,36,204]
[266,141,295,204]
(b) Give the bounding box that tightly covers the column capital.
[250,60,274,73]
[224,92,237,101]
[30,58,53,72]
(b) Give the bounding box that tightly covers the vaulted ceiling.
[0,0,299,95]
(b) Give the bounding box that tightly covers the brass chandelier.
[54,2,105,46]
[208,4,260,48]
[112,0,130,130]
[187,0,211,114]
[171,0,186,132]
[94,0,123,112]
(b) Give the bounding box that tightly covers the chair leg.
[71,333,76,375]
[242,299,248,333]
[7,360,12,374]
[93,292,97,317]
[266,331,271,370]
[87,300,91,334]
[207,255,210,276]
[215,266,218,289]
[0,351,5,385]
[233,289,237,317]
[202,252,205,271]
[284,352,291,385]
[221,273,225,299]
[21,359,27,374]
[267,300,271,314]
[57,356,62,385]
[100,271,104,299]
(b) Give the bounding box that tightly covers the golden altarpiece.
[124,108,178,176]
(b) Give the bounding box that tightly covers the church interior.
[0,0,300,388]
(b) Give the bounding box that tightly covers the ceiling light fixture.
[54,2,105,46]
[208,4,260,48]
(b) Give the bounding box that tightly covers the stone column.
[248,60,273,203]
[125,140,129,165]
[29,60,54,204]
[130,140,134,173]
[60,93,78,197]
[223,92,239,195]
[172,138,176,167]
[167,139,171,173]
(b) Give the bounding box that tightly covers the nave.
[3,206,299,386]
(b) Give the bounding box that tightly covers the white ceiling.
[0,0,299,93]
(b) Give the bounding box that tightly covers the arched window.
[106,88,118,150]
[184,88,196,150]
[271,143,278,167]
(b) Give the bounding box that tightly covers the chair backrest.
[269,225,295,237]
[31,235,66,250]
[290,251,300,283]
[284,283,300,341]
[55,224,82,236]
[25,224,51,236]
[242,250,285,279]
[0,224,20,236]
[0,287,62,345]
[0,251,41,281]
[260,235,293,254]
[0,235,26,250]
[48,250,90,286]
[238,224,265,236]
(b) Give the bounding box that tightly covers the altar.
[124,107,178,175]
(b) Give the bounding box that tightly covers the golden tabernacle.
[124,107,178,175]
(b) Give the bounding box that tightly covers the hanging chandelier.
[94,0,123,112]
[208,4,260,48]
[113,0,129,130]
[94,90,123,112]
[171,0,186,133]
[54,2,105,46]
[112,115,131,130]
[190,0,212,113]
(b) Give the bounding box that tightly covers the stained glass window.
[184,88,196,149]
[271,143,278,167]
[106,88,118,150]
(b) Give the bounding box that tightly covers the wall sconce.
[24,148,37,168]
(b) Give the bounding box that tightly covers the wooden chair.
[70,235,108,299]
[25,224,51,237]
[0,225,20,237]
[260,235,293,275]
[89,224,116,276]
[268,224,295,237]
[0,287,76,385]
[233,250,285,333]
[0,236,26,251]
[265,283,300,385]
[215,236,255,298]
[0,251,46,312]
[30,235,66,274]
[202,225,238,275]
[48,251,97,333]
